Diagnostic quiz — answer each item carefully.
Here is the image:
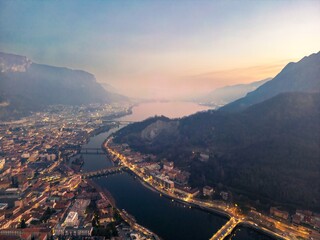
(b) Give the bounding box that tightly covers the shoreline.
[78,121,162,239]
[103,138,233,218]
[81,119,291,240]
[103,137,291,240]
[86,178,161,240]
[238,222,284,240]
[124,167,231,219]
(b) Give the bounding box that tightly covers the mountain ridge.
[114,51,320,210]
[114,91,320,210]
[0,52,127,120]
[220,51,320,112]
[194,78,271,107]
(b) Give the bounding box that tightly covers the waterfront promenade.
[86,179,161,240]
[104,137,310,240]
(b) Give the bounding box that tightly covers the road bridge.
[210,217,240,240]
[80,147,105,155]
[103,120,136,124]
[81,166,125,179]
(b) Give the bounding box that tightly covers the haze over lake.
[119,101,211,122]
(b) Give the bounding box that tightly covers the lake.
[118,101,211,122]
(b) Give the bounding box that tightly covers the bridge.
[81,166,125,179]
[210,217,240,240]
[103,120,136,124]
[80,148,105,155]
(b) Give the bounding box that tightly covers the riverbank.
[123,166,231,219]
[78,126,287,240]
[104,138,295,240]
[77,125,163,239]
[237,222,284,240]
[86,178,161,240]
[80,101,312,240]
[71,120,284,240]
[80,105,304,239]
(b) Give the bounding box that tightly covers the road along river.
[81,102,277,240]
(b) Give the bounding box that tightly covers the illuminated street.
[105,138,312,240]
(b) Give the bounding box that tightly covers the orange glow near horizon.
[1,1,319,99]
[110,59,294,99]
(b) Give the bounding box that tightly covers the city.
[0,104,162,239]
[1,1,320,240]
[1,103,318,239]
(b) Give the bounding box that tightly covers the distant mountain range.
[114,51,320,210]
[0,52,127,120]
[194,78,270,107]
[221,51,320,112]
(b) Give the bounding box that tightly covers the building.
[199,153,209,162]
[174,186,199,198]
[64,211,79,227]
[0,159,5,170]
[71,199,90,217]
[292,214,302,224]
[310,230,320,240]
[174,172,189,186]
[163,161,174,171]
[0,180,11,190]
[296,209,312,218]
[153,175,174,189]
[54,225,93,237]
[0,166,11,178]
[220,191,229,201]
[270,207,289,220]
[64,227,93,237]
[203,186,214,197]
[0,228,50,240]
[145,163,161,172]
[5,188,20,197]
[46,154,56,161]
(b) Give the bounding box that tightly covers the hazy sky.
[1,0,319,99]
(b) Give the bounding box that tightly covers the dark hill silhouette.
[114,91,320,210]
[0,52,127,119]
[221,51,320,112]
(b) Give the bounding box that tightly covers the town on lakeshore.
[0,103,161,240]
[1,0,320,239]
[0,103,319,240]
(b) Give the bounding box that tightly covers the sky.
[0,0,320,99]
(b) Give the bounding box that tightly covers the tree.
[92,213,100,227]
[20,219,26,228]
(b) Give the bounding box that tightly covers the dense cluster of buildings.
[270,207,320,230]
[108,143,202,199]
[0,103,158,239]
[110,142,238,206]
[108,142,234,202]
[1,102,319,239]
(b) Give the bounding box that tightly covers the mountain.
[0,52,32,72]
[0,52,127,120]
[194,78,270,107]
[221,51,320,112]
[100,82,120,94]
[114,92,320,210]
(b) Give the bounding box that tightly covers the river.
[81,102,276,240]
